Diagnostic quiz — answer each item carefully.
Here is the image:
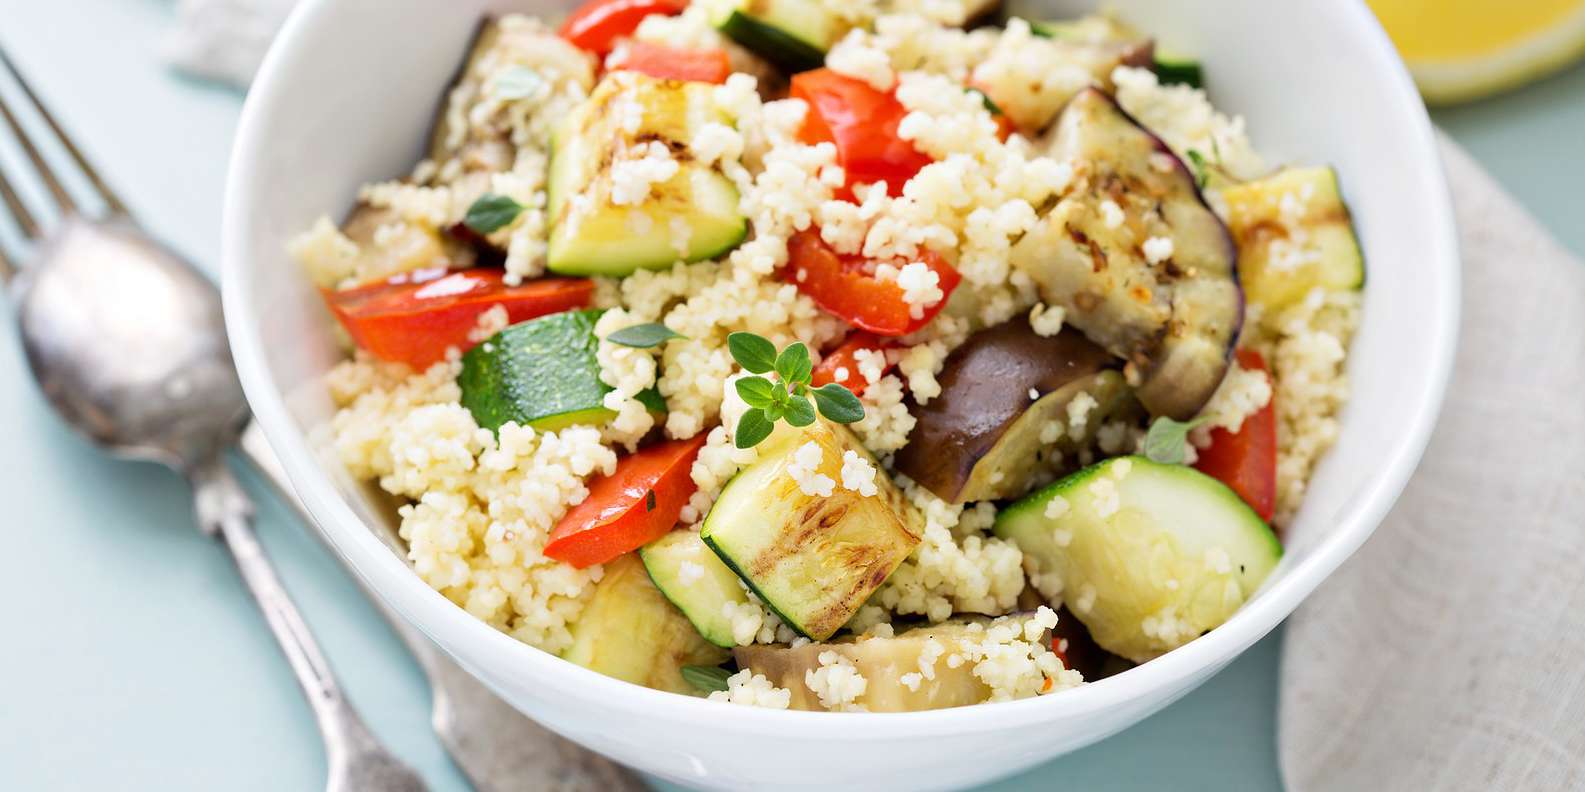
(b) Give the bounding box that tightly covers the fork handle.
[191,458,425,792]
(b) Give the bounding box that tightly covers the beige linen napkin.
[1280,136,1585,791]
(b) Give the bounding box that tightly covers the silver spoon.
[0,51,423,792]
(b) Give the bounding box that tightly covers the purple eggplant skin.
[893,317,1119,504]
[1010,87,1243,421]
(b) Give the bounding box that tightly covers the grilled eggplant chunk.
[734,617,1057,712]
[894,318,1131,504]
[701,420,921,641]
[1010,88,1241,420]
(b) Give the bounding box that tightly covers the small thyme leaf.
[734,376,777,408]
[813,383,865,424]
[644,489,657,512]
[463,193,525,234]
[728,332,778,374]
[607,322,685,348]
[775,342,813,386]
[1143,415,1211,465]
[681,665,733,693]
[735,408,774,449]
[783,395,817,427]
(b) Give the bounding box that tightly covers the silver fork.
[0,47,425,792]
[0,46,646,792]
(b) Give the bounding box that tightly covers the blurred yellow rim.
[1369,0,1585,104]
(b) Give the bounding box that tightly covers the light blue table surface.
[1,1,1581,790]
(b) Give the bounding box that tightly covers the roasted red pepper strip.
[1194,349,1278,522]
[545,435,709,568]
[610,42,732,83]
[558,0,687,55]
[811,332,892,397]
[324,269,594,369]
[786,229,961,337]
[791,68,933,198]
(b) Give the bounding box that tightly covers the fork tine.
[0,91,76,216]
[0,48,125,216]
[0,160,39,240]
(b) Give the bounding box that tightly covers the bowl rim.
[221,0,1460,738]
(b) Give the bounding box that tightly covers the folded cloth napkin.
[163,0,297,88]
[1280,136,1585,791]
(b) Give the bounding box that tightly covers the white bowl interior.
[223,1,1457,789]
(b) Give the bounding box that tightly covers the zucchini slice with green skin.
[735,617,1057,712]
[546,72,747,276]
[640,530,750,648]
[459,309,664,433]
[703,0,849,72]
[701,420,922,641]
[993,456,1280,663]
[1220,166,1365,311]
[562,554,729,695]
[1153,50,1203,88]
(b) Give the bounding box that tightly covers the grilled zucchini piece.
[641,530,750,648]
[705,0,850,72]
[547,72,747,276]
[994,457,1280,663]
[562,553,730,695]
[1220,166,1365,311]
[700,420,921,641]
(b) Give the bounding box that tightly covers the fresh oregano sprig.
[1143,415,1211,465]
[727,331,865,449]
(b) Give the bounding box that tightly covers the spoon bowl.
[16,218,246,471]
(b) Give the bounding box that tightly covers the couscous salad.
[292,0,1363,711]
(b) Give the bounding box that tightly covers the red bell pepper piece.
[790,68,933,198]
[610,42,732,84]
[810,332,892,397]
[786,229,961,337]
[324,269,594,370]
[559,0,688,55]
[545,435,709,568]
[1194,349,1278,522]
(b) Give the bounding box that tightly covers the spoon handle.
[190,458,426,792]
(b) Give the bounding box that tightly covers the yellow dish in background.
[1368,0,1585,104]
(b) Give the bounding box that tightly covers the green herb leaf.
[735,408,774,449]
[734,376,777,409]
[812,383,865,424]
[1143,415,1210,465]
[681,665,733,693]
[464,193,525,234]
[493,66,545,100]
[775,342,813,386]
[644,489,657,512]
[1186,149,1210,190]
[763,401,786,423]
[968,87,1003,117]
[607,322,685,348]
[783,395,817,427]
[728,332,778,374]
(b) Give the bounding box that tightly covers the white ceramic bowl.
[222,1,1458,788]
